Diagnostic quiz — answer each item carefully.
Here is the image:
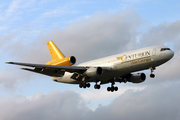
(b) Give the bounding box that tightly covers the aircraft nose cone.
[168,50,174,59]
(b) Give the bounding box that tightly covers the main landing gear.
[94,84,101,89]
[107,86,118,92]
[79,77,91,89]
[79,82,90,89]
[150,67,156,78]
[107,80,118,92]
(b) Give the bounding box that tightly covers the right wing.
[6,62,88,77]
[6,62,110,78]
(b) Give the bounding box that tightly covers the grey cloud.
[137,21,180,84]
[1,82,180,120]
[4,10,143,63]
[37,10,143,63]
[94,82,180,120]
[0,90,92,120]
[139,21,180,49]
[154,54,180,81]
[140,51,180,85]
[0,67,42,91]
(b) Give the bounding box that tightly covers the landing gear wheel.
[114,86,118,91]
[94,84,97,89]
[107,87,111,92]
[150,67,156,78]
[94,84,101,89]
[86,83,90,88]
[150,74,155,78]
[79,83,83,88]
[111,86,114,92]
[83,84,86,89]
[97,85,100,89]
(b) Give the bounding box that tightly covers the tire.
[83,83,86,88]
[107,87,111,92]
[86,83,90,88]
[114,86,118,91]
[79,83,83,88]
[111,86,114,92]
[150,74,155,78]
[94,84,97,89]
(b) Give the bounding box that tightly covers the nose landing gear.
[150,67,156,78]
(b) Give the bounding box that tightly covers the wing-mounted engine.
[127,73,146,83]
[70,67,104,81]
[84,67,103,78]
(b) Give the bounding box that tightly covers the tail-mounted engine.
[127,73,146,83]
[46,56,76,66]
[46,41,76,66]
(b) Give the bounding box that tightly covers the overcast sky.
[0,0,180,120]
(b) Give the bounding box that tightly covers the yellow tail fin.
[47,41,65,60]
[46,41,76,66]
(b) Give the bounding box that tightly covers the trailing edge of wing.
[21,68,64,77]
[6,62,87,73]
[6,62,111,79]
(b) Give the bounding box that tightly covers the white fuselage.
[52,46,174,84]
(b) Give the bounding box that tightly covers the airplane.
[6,41,174,92]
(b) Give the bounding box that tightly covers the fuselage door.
[152,48,156,56]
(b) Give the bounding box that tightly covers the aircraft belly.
[52,70,120,84]
[52,73,81,84]
[96,70,119,81]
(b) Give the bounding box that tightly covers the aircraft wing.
[6,62,110,77]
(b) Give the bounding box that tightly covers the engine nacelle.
[84,67,103,78]
[46,56,76,66]
[127,73,146,83]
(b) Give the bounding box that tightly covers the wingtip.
[5,62,14,64]
[21,68,27,70]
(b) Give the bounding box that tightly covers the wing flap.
[70,73,84,81]
[21,68,64,77]
[6,62,111,79]
[6,62,87,73]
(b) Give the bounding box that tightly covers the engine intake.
[127,73,146,83]
[84,67,103,78]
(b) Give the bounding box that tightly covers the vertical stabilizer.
[47,41,65,60]
[46,41,76,66]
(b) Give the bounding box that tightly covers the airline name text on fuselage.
[132,58,152,64]
[117,50,151,62]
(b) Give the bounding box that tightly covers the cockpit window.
[160,48,170,51]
